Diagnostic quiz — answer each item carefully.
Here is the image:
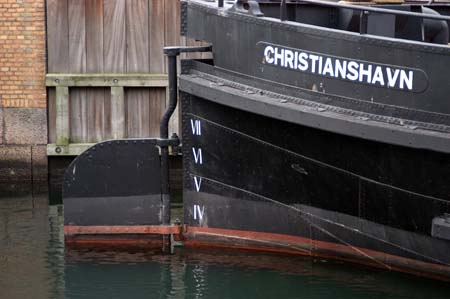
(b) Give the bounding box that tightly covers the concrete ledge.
[0,145,48,184]
[0,145,31,182]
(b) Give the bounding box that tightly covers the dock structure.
[45,0,183,154]
[0,0,209,190]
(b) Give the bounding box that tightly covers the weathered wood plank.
[46,74,168,87]
[48,88,56,143]
[127,0,149,72]
[126,0,151,138]
[149,0,166,73]
[68,0,86,73]
[104,0,126,73]
[164,0,181,137]
[85,88,110,142]
[111,86,125,139]
[126,88,151,137]
[68,0,88,143]
[47,0,69,72]
[56,86,69,146]
[86,0,104,73]
[86,0,108,142]
[69,90,88,144]
[164,0,180,47]
[149,88,166,137]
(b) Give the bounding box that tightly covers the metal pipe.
[160,55,177,140]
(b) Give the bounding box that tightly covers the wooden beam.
[47,142,182,156]
[47,143,94,156]
[46,73,168,87]
[55,86,69,146]
[111,86,125,139]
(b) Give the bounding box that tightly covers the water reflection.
[0,194,64,299]
[1,194,450,299]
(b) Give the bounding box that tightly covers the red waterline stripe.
[184,226,450,281]
[64,225,182,236]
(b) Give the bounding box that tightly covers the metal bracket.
[229,0,264,17]
[155,136,180,148]
[163,46,213,57]
[431,214,450,241]
[170,233,184,254]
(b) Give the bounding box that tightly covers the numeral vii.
[190,119,201,136]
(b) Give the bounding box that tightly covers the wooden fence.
[46,0,207,156]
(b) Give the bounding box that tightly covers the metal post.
[218,0,224,8]
[360,10,369,34]
[280,0,287,21]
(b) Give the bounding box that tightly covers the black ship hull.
[178,0,450,280]
[181,87,450,279]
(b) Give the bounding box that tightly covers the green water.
[1,193,450,299]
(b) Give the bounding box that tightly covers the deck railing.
[230,0,450,25]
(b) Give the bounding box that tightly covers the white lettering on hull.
[194,176,202,192]
[263,45,416,91]
[193,204,205,220]
[190,119,201,136]
[192,147,203,164]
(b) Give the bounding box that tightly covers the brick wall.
[0,0,46,108]
[0,0,47,189]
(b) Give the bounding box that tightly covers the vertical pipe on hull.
[160,54,178,227]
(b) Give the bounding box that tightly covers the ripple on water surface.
[1,194,450,299]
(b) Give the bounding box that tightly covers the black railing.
[297,0,450,22]
[224,0,450,23]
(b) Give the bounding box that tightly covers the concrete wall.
[0,0,47,189]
